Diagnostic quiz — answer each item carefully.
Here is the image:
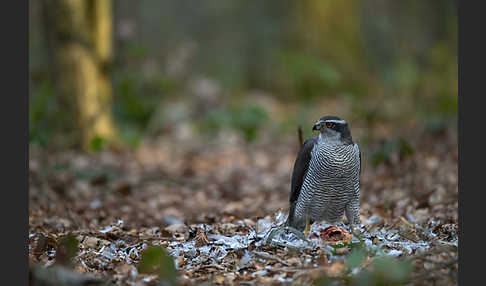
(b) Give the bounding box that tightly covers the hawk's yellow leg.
[304,215,310,237]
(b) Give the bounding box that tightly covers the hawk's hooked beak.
[312,120,323,131]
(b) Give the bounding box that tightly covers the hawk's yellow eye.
[325,122,334,128]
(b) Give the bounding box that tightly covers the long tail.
[286,202,296,227]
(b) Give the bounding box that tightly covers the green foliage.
[29,81,55,146]
[371,138,414,166]
[126,43,148,61]
[59,234,78,260]
[278,51,341,99]
[326,234,367,257]
[437,94,458,117]
[346,248,367,270]
[198,103,268,142]
[56,234,79,266]
[138,245,177,284]
[392,61,420,90]
[423,115,453,136]
[113,71,177,148]
[329,243,350,256]
[231,104,269,142]
[28,1,457,150]
[89,136,107,151]
[119,125,144,149]
[350,257,412,286]
[276,104,315,138]
[314,246,412,286]
[198,108,231,137]
[369,257,412,285]
[114,74,157,129]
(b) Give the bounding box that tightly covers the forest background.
[29,1,458,285]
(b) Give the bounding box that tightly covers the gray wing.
[287,137,317,226]
[290,137,318,204]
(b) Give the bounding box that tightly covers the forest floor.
[28,122,458,286]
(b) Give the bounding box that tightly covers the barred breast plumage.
[294,135,360,220]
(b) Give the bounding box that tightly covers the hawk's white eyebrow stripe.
[324,119,347,124]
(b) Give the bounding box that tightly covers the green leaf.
[398,138,414,157]
[138,245,177,284]
[352,269,374,286]
[230,104,268,142]
[371,137,414,166]
[89,136,106,151]
[371,257,412,285]
[346,248,367,270]
[313,276,333,286]
[57,234,79,265]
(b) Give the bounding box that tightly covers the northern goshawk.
[286,116,361,235]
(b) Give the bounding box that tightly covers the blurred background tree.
[39,0,117,150]
[29,0,457,150]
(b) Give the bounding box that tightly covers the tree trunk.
[41,0,117,150]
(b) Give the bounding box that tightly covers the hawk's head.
[312,116,353,144]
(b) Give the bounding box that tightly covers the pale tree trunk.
[42,0,117,150]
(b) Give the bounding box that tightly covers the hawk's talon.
[265,226,307,244]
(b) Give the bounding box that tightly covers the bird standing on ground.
[286,116,361,236]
